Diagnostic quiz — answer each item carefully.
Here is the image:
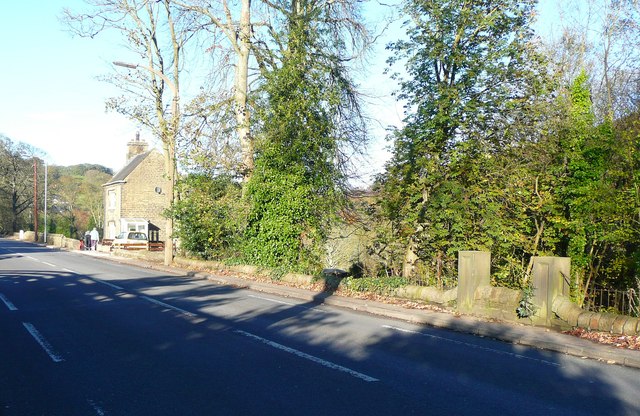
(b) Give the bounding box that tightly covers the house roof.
[103,150,154,186]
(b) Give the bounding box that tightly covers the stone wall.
[172,257,315,286]
[471,286,520,321]
[393,285,458,305]
[13,231,36,241]
[12,232,82,249]
[107,248,640,335]
[391,251,638,334]
[553,296,640,335]
[46,233,82,250]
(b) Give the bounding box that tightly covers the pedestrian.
[90,227,99,251]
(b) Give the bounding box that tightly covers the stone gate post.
[457,251,491,312]
[530,257,571,325]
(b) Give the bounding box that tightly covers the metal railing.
[583,286,640,317]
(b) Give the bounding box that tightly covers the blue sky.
[1,0,561,180]
[1,0,142,171]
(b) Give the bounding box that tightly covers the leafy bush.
[169,174,245,260]
[516,283,537,319]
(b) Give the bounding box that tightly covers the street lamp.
[113,61,177,97]
[113,60,178,266]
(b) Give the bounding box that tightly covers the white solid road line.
[22,322,64,363]
[247,294,296,306]
[382,325,561,367]
[234,329,379,382]
[141,295,197,317]
[0,293,18,311]
[247,294,328,313]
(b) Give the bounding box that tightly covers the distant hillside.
[50,164,113,178]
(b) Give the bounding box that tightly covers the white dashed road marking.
[22,322,64,363]
[0,293,17,311]
[234,329,379,382]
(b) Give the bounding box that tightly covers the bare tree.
[171,0,254,181]
[63,0,196,265]
[553,0,640,121]
[174,0,374,182]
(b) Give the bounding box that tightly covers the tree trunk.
[164,143,175,266]
[236,0,253,182]
[402,242,418,278]
[524,219,545,284]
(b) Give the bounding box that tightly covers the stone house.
[102,134,167,242]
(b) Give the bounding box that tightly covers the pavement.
[75,247,640,369]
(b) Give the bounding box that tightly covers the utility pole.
[33,158,38,242]
[44,162,48,244]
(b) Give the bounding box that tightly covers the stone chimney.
[126,132,149,162]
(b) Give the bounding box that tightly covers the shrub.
[169,174,245,260]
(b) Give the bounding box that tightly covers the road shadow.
[0,239,638,415]
[0,239,61,260]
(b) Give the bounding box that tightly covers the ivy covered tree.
[380,0,552,285]
[242,0,368,272]
[551,71,640,304]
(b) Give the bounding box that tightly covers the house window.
[108,190,116,209]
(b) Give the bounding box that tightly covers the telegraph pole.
[33,158,38,242]
[44,162,48,244]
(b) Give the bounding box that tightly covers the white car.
[112,231,148,250]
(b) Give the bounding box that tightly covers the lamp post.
[113,61,178,266]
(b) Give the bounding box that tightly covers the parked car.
[112,231,148,250]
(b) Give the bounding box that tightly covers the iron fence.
[406,273,458,290]
[583,286,640,317]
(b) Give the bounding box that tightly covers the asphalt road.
[1,238,639,415]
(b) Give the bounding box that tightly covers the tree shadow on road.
[0,244,638,415]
